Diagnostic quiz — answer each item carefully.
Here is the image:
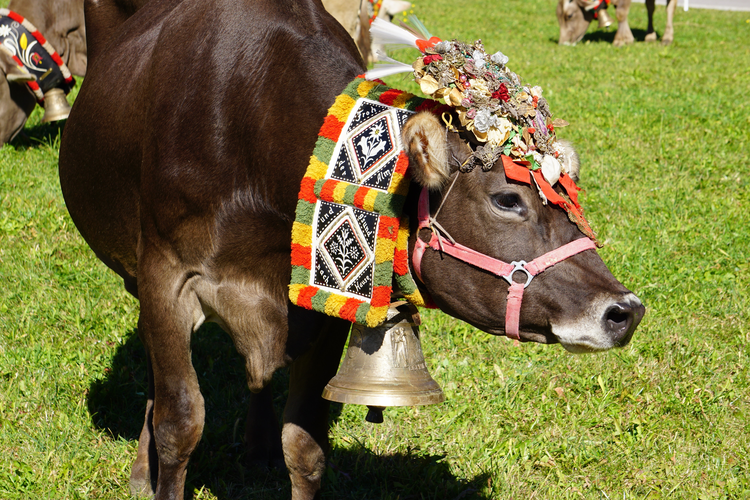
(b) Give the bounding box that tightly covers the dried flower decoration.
[366,17,572,184]
[365,18,600,244]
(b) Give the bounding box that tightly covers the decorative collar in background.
[0,9,74,103]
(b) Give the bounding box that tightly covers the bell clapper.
[365,406,385,424]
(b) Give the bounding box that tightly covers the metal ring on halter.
[502,261,534,288]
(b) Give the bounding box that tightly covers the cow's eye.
[493,192,526,214]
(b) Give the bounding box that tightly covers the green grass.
[1,1,749,498]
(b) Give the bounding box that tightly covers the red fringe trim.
[339,298,362,322]
[377,215,399,241]
[291,243,312,269]
[371,286,392,307]
[298,177,317,204]
[319,115,344,142]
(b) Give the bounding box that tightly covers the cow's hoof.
[613,37,634,47]
[645,32,658,42]
[129,466,155,498]
[661,37,673,46]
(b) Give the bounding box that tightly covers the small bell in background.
[322,302,444,423]
[41,88,72,123]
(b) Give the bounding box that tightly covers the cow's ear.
[402,111,450,189]
[557,140,580,182]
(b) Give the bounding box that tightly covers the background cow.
[557,0,677,46]
[58,0,644,498]
[322,0,411,64]
[0,0,145,146]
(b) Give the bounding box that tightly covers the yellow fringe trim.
[324,294,349,317]
[329,94,356,123]
[289,283,306,303]
[307,156,328,180]
[402,290,426,308]
[375,238,396,264]
[332,182,348,204]
[393,92,415,109]
[390,172,409,196]
[357,80,379,97]
[362,189,379,212]
[291,221,312,246]
[365,305,389,327]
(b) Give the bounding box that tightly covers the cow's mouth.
[552,294,645,353]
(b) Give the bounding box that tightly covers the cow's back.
[59,0,364,291]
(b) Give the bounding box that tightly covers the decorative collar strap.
[0,9,74,102]
[290,77,442,328]
[412,185,596,340]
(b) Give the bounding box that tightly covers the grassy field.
[1,0,749,498]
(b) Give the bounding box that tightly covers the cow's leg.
[130,341,158,496]
[645,0,657,42]
[131,256,206,500]
[244,385,285,469]
[662,0,677,45]
[613,0,634,46]
[282,315,350,500]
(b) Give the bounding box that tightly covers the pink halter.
[411,186,597,340]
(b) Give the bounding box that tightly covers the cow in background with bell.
[557,0,677,46]
[0,0,145,145]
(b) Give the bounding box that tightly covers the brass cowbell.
[41,88,72,123]
[322,302,444,423]
[597,9,614,30]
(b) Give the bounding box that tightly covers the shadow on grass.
[9,119,66,151]
[551,28,654,45]
[88,324,488,499]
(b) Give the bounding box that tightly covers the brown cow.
[58,0,645,498]
[557,0,677,46]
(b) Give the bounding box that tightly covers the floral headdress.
[365,18,599,243]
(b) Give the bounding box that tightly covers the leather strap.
[412,185,596,340]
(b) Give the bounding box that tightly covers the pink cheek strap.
[411,186,596,340]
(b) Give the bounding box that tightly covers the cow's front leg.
[662,0,677,45]
[282,315,350,500]
[130,342,157,496]
[244,385,285,469]
[130,257,206,500]
[613,0,635,46]
[645,0,658,41]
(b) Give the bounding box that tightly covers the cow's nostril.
[602,300,646,347]
[603,302,643,346]
[606,304,631,333]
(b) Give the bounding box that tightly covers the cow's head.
[401,111,644,352]
[557,0,596,45]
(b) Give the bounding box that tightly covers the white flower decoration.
[473,109,494,133]
[541,155,562,186]
[0,25,12,38]
[491,51,509,66]
[472,50,486,68]
[468,78,490,97]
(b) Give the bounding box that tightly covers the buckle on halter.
[502,261,534,288]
